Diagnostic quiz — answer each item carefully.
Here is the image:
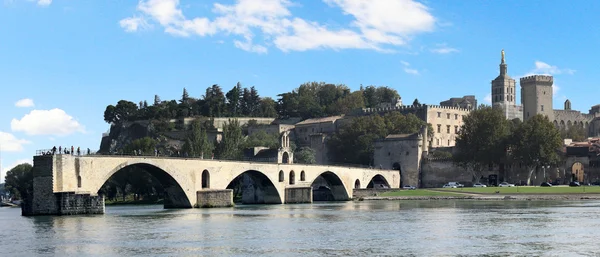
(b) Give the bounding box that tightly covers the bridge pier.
[284,187,312,204]
[196,189,233,208]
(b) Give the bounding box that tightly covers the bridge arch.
[310,171,350,201]
[226,170,282,204]
[98,162,193,208]
[367,174,391,188]
[354,179,360,189]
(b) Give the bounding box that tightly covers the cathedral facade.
[491,50,600,138]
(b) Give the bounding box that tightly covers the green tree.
[327,91,365,115]
[258,97,278,117]
[242,130,279,149]
[510,114,562,185]
[124,137,157,155]
[181,88,190,104]
[215,119,244,160]
[326,115,388,165]
[295,147,316,164]
[4,163,33,200]
[226,83,242,116]
[453,106,510,183]
[560,123,587,142]
[203,84,226,117]
[249,86,261,116]
[154,95,161,106]
[182,119,213,158]
[104,105,117,123]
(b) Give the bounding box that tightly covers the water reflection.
[1,200,600,256]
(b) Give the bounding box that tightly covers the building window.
[447,113,450,119]
[436,138,440,145]
[437,124,441,133]
[437,112,441,118]
[455,126,459,134]
[541,105,544,111]
[454,114,458,120]
[448,140,450,146]
[446,125,450,134]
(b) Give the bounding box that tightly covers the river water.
[1,200,599,256]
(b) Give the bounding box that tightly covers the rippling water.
[1,200,600,256]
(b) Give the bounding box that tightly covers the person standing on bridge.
[59,146,62,154]
[154,148,158,156]
[87,148,91,155]
[77,147,81,156]
[71,146,74,155]
[52,146,57,155]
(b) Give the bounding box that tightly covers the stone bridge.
[25,155,400,216]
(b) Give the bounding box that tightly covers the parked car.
[403,185,416,190]
[569,181,581,187]
[499,182,515,187]
[447,182,464,188]
[540,182,553,187]
[473,183,487,188]
[443,184,457,188]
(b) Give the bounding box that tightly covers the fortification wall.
[421,159,473,188]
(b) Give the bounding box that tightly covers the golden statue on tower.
[501,49,505,63]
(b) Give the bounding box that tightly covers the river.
[1,200,599,256]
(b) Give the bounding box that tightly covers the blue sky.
[1,0,599,181]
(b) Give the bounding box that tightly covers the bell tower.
[491,49,517,118]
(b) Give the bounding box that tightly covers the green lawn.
[437,186,600,194]
[379,189,466,197]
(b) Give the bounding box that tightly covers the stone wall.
[284,187,312,204]
[421,159,473,188]
[197,189,233,208]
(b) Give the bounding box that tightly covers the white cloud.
[119,17,150,32]
[37,0,51,6]
[120,0,436,53]
[400,60,419,75]
[11,108,85,136]
[0,132,31,152]
[404,68,419,75]
[524,61,575,76]
[430,43,458,54]
[14,98,34,108]
[484,93,492,104]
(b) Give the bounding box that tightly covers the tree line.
[103,82,401,124]
[454,106,563,185]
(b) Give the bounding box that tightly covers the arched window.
[279,170,284,182]
[289,170,295,185]
[77,176,82,188]
[202,170,210,188]
[300,171,305,181]
[354,179,361,189]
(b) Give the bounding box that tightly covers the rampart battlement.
[520,75,553,85]
[355,104,472,115]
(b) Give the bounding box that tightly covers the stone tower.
[564,99,571,110]
[520,75,554,121]
[491,50,517,119]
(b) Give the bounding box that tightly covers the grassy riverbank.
[436,186,600,194]
[378,189,466,197]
